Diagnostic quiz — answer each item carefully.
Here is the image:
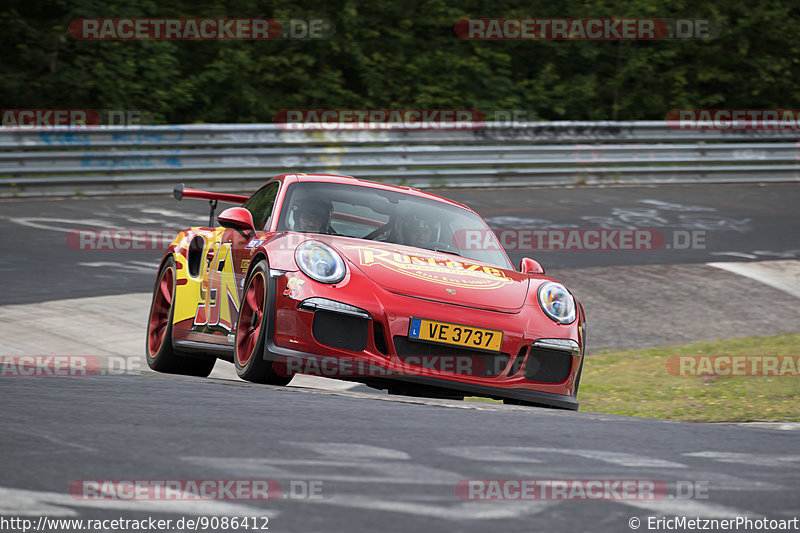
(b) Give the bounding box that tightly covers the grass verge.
[469,334,800,422]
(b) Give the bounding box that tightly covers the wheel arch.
[244,251,270,281]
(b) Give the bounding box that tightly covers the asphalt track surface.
[1,182,798,305]
[1,182,799,532]
[1,374,800,531]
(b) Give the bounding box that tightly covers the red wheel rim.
[148,265,174,357]
[237,271,266,367]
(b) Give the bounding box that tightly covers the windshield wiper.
[431,248,461,256]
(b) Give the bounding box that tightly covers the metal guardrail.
[1,121,798,197]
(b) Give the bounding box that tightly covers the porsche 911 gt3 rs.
[146,173,586,409]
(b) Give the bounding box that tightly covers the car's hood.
[320,237,530,312]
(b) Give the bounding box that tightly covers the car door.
[193,181,281,345]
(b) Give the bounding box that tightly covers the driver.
[292,197,332,233]
[403,215,434,248]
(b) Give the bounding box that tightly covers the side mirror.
[520,257,545,275]
[218,207,256,233]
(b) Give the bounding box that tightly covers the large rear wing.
[173,183,248,204]
[173,183,249,226]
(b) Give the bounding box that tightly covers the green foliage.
[1,0,797,123]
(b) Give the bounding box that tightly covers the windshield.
[277,181,513,269]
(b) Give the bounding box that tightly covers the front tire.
[146,256,216,377]
[234,260,293,385]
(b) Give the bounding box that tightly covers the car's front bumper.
[263,271,584,410]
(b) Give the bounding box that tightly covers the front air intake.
[312,310,368,351]
[524,345,574,383]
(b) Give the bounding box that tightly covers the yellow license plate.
[408,317,503,353]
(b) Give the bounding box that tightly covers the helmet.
[291,197,332,233]
[403,215,432,233]
[402,214,435,245]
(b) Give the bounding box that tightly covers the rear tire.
[234,260,293,385]
[146,256,216,377]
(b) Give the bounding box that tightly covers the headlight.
[295,240,346,284]
[537,282,576,324]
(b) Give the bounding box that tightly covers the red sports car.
[146,173,586,409]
